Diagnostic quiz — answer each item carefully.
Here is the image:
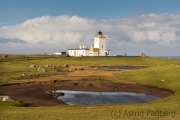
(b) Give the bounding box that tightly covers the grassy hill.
[0,55,179,120]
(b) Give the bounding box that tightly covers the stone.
[0,96,13,101]
[73,82,78,86]
[30,64,36,67]
[57,92,65,96]
[80,68,84,70]
[88,83,93,86]
[45,64,49,67]
[52,80,58,83]
[38,67,46,72]
[22,73,27,77]
[2,55,7,57]
[64,64,69,67]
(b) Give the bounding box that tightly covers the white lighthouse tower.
[94,31,106,56]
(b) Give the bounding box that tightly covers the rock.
[80,68,84,70]
[30,64,36,67]
[51,80,58,83]
[57,92,65,96]
[73,82,78,86]
[45,64,49,67]
[38,67,46,72]
[2,55,7,58]
[64,64,69,67]
[53,92,65,97]
[88,83,93,86]
[114,86,118,90]
[0,96,13,101]
[22,73,27,77]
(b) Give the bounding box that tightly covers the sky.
[0,0,180,56]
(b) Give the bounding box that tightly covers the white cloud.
[0,14,180,55]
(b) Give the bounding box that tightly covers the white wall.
[84,50,90,56]
[94,37,106,56]
[98,49,106,56]
[89,51,98,56]
[68,50,89,56]
[54,52,62,55]
[94,38,106,50]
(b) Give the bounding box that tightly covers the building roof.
[90,48,99,52]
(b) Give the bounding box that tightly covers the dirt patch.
[0,80,174,107]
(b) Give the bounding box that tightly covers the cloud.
[0,14,180,55]
[138,39,159,45]
[0,37,27,44]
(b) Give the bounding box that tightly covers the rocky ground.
[0,80,174,107]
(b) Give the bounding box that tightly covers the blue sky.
[1,0,180,27]
[1,0,180,56]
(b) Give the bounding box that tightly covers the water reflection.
[56,90,160,105]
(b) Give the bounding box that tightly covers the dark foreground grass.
[0,55,180,120]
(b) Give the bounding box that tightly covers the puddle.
[55,90,160,105]
[92,66,148,70]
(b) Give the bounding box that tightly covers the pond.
[92,66,148,70]
[55,90,160,105]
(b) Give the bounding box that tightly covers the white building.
[68,44,90,57]
[68,31,111,57]
[54,52,67,55]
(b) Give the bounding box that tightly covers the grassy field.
[0,54,180,120]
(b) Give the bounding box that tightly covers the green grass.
[0,55,180,120]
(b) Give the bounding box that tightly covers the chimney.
[83,44,86,49]
[79,44,82,49]
[91,44,94,48]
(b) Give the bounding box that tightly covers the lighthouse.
[68,31,110,56]
[94,31,106,56]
